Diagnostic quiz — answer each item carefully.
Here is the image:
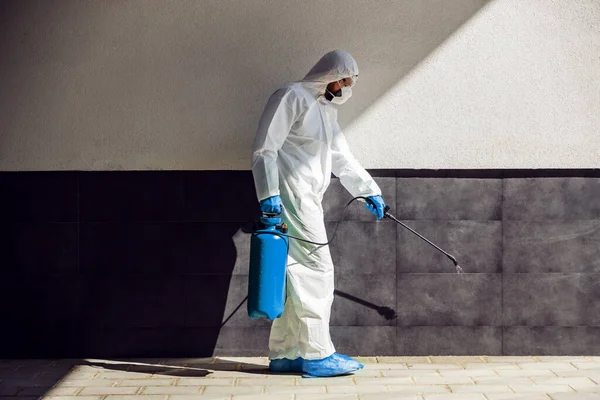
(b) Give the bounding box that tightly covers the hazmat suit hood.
[300,50,359,97]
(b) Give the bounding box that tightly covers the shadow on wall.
[0,171,398,361]
[0,171,259,359]
[0,0,491,169]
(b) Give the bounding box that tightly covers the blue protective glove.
[366,195,386,220]
[260,195,283,215]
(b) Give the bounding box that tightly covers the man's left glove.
[260,195,283,215]
[366,195,386,220]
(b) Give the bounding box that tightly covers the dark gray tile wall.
[397,221,502,273]
[395,178,502,220]
[0,172,78,222]
[397,274,502,326]
[503,327,600,356]
[504,178,600,220]
[327,220,396,275]
[79,171,186,222]
[214,327,271,357]
[503,273,600,326]
[397,327,503,356]
[1,171,600,357]
[331,327,397,356]
[331,274,396,326]
[2,223,79,276]
[503,221,600,273]
[500,177,600,355]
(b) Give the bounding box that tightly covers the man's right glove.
[366,195,386,220]
[260,195,283,215]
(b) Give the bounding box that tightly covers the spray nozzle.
[383,205,392,217]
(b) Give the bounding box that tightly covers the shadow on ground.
[0,358,276,397]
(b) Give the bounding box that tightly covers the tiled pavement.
[1,357,600,399]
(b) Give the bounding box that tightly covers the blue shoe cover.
[269,357,304,373]
[302,353,364,378]
[335,353,357,362]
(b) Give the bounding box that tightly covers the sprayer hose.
[255,196,375,246]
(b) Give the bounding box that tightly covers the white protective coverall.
[251,50,381,360]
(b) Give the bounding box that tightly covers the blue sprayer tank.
[247,216,289,320]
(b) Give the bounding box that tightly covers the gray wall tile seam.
[23,217,600,223]
[503,219,600,222]
[395,272,600,274]
[396,273,503,275]
[75,274,228,277]
[80,325,600,328]
[501,177,505,355]
[2,221,79,225]
[394,325,600,327]
[328,325,397,327]
[332,272,399,274]
[399,324,504,328]
[182,169,189,224]
[64,272,598,276]
[501,326,600,328]
[77,220,258,224]
[77,171,81,278]
[3,169,600,175]
[505,271,600,275]
[324,219,397,222]
[76,172,83,352]
[394,176,399,349]
[336,219,503,222]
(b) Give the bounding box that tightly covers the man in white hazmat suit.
[251,50,387,378]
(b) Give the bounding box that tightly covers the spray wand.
[382,205,463,274]
[245,197,464,274]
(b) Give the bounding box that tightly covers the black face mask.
[325,87,342,101]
